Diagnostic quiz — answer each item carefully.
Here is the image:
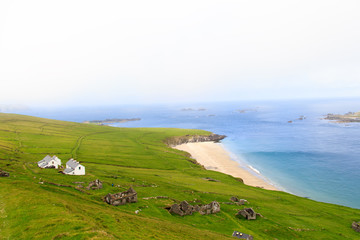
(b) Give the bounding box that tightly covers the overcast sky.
[1,0,360,107]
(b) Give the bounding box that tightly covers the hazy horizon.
[1,0,360,107]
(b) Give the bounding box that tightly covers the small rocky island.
[181,108,207,111]
[324,112,360,123]
[83,118,141,125]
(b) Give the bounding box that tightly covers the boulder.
[230,196,240,202]
[87,179,103,190]
[230,196,248,205]
[237,208,259,220]
[352,221,360,232]
[105,187,137,206]
[0,170,9,177]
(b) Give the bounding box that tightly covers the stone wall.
[105,187,137,206]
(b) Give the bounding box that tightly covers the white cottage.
[38,155,62,169]
[63,159,85,175]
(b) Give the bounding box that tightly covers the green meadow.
[0,113,359,239]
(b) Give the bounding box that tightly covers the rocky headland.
[164,134,226,147]
[324,112,360,123]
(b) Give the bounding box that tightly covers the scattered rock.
[237,208,262,220]
[0,169,9,177]
[230,196,248,205]
[87,179,103,190]
[232,231,253,239]
[230,196,240,202]
[168,200,220,216]
[352,221,360,232]
[105,187,137,206]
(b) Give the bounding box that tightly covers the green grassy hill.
[0,113,359,239]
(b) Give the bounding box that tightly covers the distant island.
[83,118,141,125]
[325,112,360,123]
[181,108,207,111]
[237,109,258,113]
[288,115,306,123]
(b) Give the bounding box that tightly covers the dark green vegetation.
[0,113,359,239]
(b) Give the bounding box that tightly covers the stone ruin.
[237,208,262,220]
[230,196,248,205]
[87,179,103,190]
[168,200,220,216]
[105,187,137,206]
[0,169,9,177]
[352,221,360,232]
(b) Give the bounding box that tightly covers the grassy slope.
[0,113,359,240]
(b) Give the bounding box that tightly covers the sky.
[0,0,360,107]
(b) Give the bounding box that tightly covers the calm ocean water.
[9,98,360,209]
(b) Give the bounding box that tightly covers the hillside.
[0,113,359,239]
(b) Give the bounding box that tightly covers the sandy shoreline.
[174,142,279,191]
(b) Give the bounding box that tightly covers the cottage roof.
[63,168,74,174]
[40,155,60,164]
[66,159,80,169]
[39,162,48,168]
[42,155,52,163]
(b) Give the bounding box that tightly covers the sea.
[7,98,360,209]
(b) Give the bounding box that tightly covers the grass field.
[0,113,359,239]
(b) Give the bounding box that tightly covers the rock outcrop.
[168,200,220,216]
[237,208,262,220]
[352,221,360,232]
[0,169,9,177]
[325,112,360,123]
[165,134,226,147]
[230,196,248,205]
[87,179,103,190]
[105,187,137,206]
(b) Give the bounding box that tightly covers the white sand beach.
[174,142,278,191]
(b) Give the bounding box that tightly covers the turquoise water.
[10,98,360,209]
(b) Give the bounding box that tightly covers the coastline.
[174,142,279,191]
